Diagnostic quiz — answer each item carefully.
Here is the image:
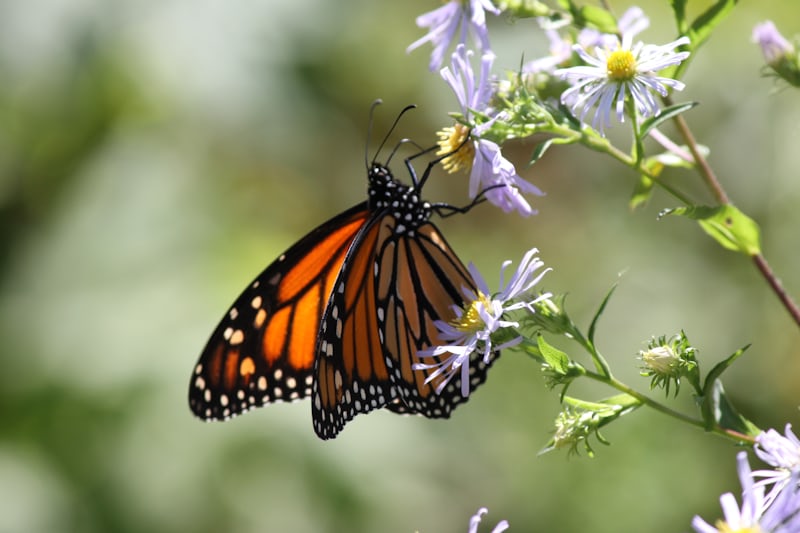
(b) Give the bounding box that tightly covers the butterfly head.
[367,163,432,235]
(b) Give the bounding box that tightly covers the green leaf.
[700,379,761,437]
[578,5,617,33]
[588,283,617,345]
[557,0,615,33]
[596,393,642,414]
[689,0,738,48]
[537,335,571,375]
[659,205,762,255]
[563,394,642,426]
[528,138,555,166]
[556,102,583,130]
[702,344,750,394]
[640,102,697,138]
[670,0,688,33]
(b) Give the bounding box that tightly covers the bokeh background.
[1,1,799,532]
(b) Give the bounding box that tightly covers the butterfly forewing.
[189,203,370,421]
[312,214,398,439]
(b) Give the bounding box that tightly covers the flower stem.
[753,253,800,327]
[583,369,757,445]
[667,99,730,204]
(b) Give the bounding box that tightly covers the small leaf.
[702,344,750,394]
[659,205,762,256]
[689,0,738,49]
[529,138,555,166]
[578,5,617,33]
[557,102,583,130]
[640,102,697,138]
[670,0,688,33]
[564,394,642,426]
[700,379,761,437]
[537,335,571,375]
[558,0,615,33]
[588,283,618,345]
[596,393,642,415]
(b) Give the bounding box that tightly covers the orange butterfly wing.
[189,203,370,421]
[311,214,398,439]
[311,213,497,439]
[378,222,498,417]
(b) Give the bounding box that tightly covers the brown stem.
[665,96,800,328]
[753,253,800,327]
[667,99,730,205]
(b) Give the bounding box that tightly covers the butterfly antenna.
[372,104,418,166]
[365,99,384,170]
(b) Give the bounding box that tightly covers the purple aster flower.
[753,424,800,510]
[692,452,766,533]
[555,7,690,135]
[692,451,800,533]
[752,21,795,66]
[414,248,550,397]
[762,468,800,532]
[407,0,500,71]
[468,507,509,533]
[468,135,544,215]
[438,45,544,216]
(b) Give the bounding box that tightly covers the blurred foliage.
[0,1,799,532]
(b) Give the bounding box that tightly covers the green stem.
[570,327,611,377]
[549,123,694,204]
[582,369,757,445]
[628,100,645,166]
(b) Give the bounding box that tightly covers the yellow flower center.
[437,123,474,174]
[451,292,492,333]
[714,521,763,533]
[606,49,637,81]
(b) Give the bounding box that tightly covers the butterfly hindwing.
[377,221,498,418]
[189,203,370,421]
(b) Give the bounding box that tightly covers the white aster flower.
[407,0,500,71]
[555,18,690,134]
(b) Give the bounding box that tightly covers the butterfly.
[188,104,497,439]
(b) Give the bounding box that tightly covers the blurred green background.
[1,1,799,532]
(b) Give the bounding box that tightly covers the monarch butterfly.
[188,104,497,439]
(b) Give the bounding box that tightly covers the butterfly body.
[190,155,495,439]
